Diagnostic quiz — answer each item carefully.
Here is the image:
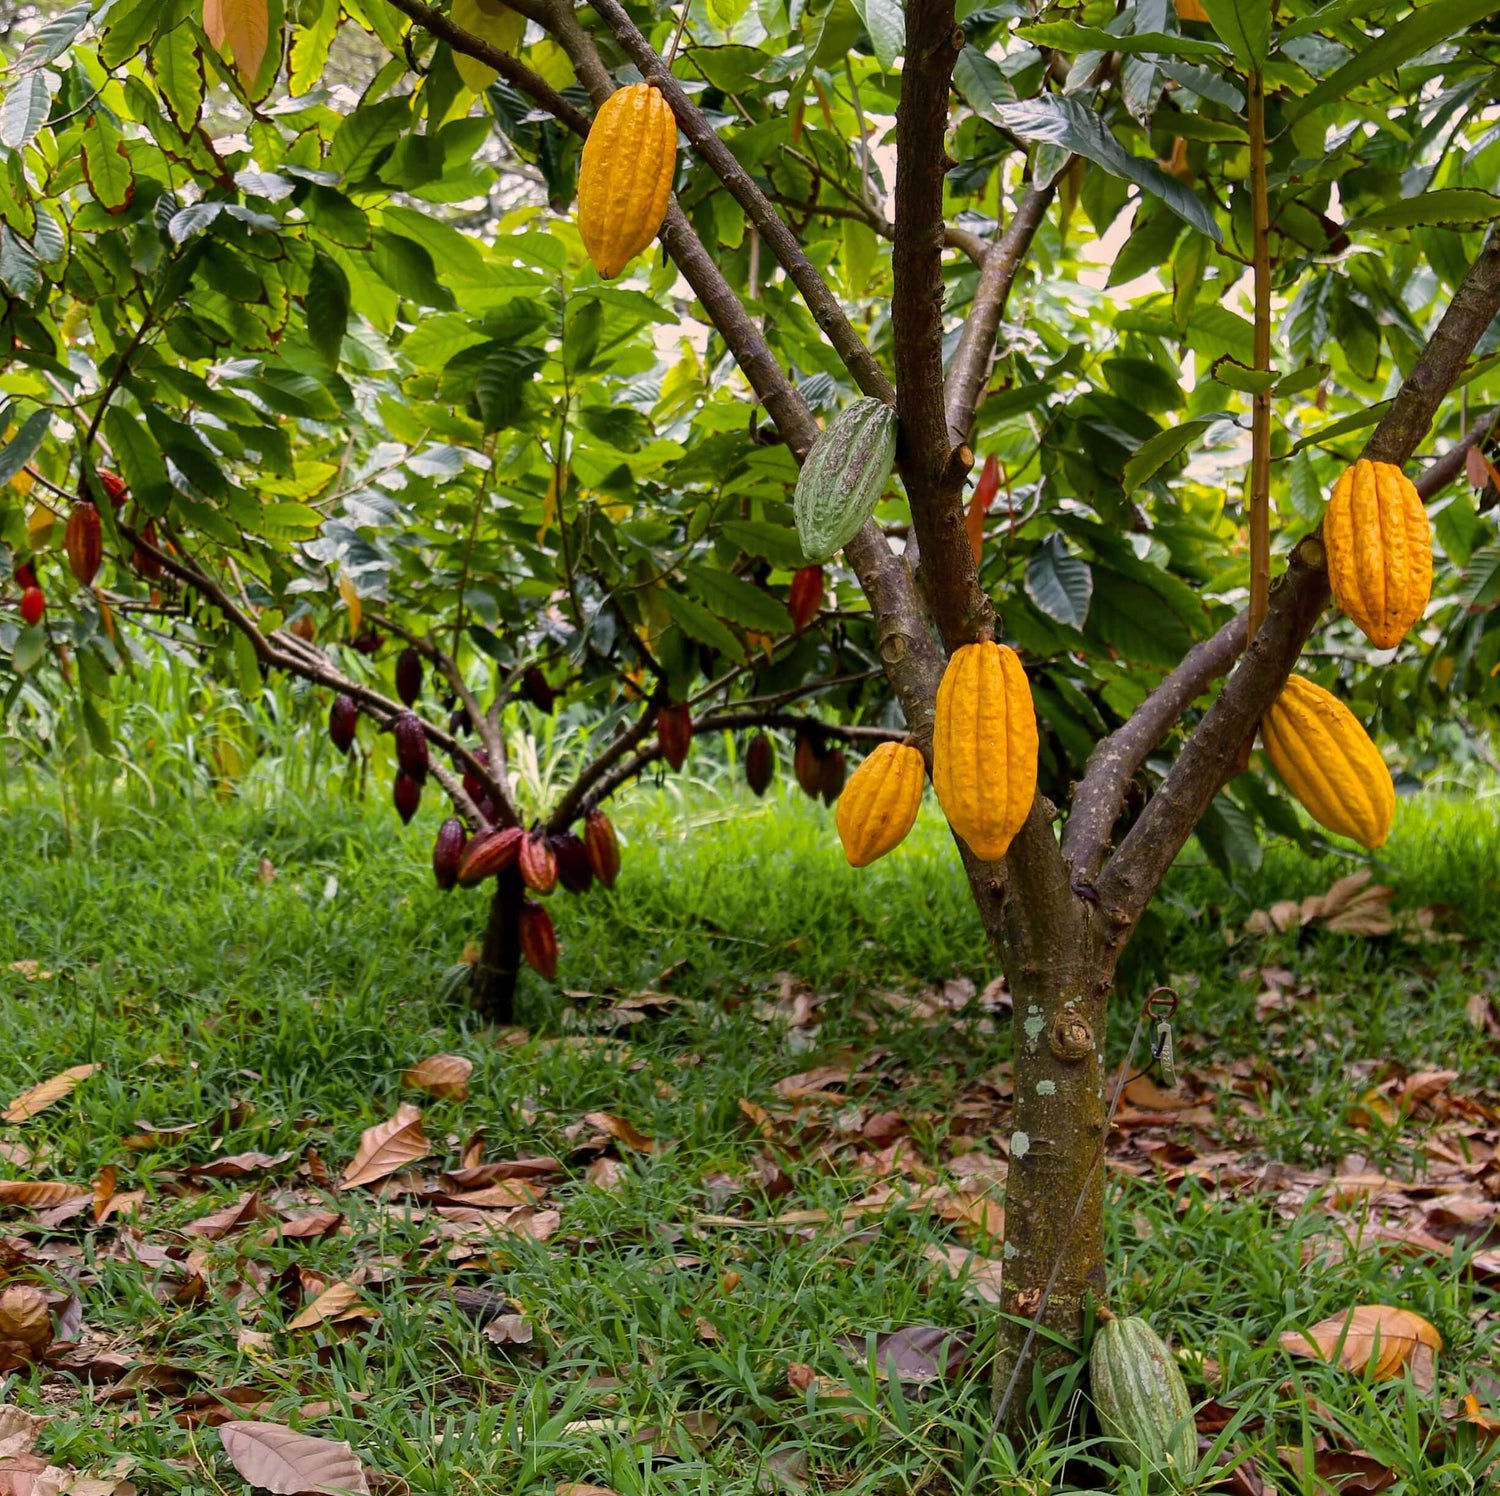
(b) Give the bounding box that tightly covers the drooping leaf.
[682,563,793,633]
[81,113,136,215]
[202,0,271,88]
[1345,189,1500,232]
[1024,534,1093,630]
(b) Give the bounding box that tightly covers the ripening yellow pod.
[931,641,1038,861]
[1323,459,1432,649]
[836,742,926,867]
[576,83,677,279]
[1261,674,1395,849]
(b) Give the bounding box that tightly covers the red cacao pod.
[657,703,693,771]
[14,560,37,591]
[65,502,102,588]
[584,810,620,888]
[395,648,423,707]
[131,520,164,581]
[553,832,594,894]
[457,826,524,887]
[351,630,383,655]
[462,748,490,806]
[788,566,824,633]
[819,747,847,805]
[329,694,358,754]
[519,901,558,980]
[745,732,775,796]
[518,831,559,896]
[793,731,824,798]
[99,470,128,510]
[394,771,422,824]
[19,587,45,627]
[521,666,556,714]
[393,712,428,781]
[433,817,467,891]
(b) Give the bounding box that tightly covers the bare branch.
[944,182,1056,445]
[1093,230,1500,936]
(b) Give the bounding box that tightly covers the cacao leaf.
[401,1054,473,1101]
[339,1104,429,1189]
[3,1064,98,1123]
[1280,1305,1442,1381]
[217,1421,371,1495]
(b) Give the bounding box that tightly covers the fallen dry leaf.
[556,1486,620,1496]
[923,1244,1004,1303]
[1280,1305,1442,1382]
[184,1192,264,1240]
[340,1105,429,1190]
[218,1421,370,1495]
[582,1112,656,1153]
[3,1065,99,1124]
[287,1281,369,1332]
[182,1151,294,1180]
[835,1325,973,1384]
[263,1210,343,1244]
[0,1286,51,1353]
[484,1314,534,1346]
[0,1182,89,1210]
[401,1055,473,1102]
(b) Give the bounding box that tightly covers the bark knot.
[1048,1013,1094,1061]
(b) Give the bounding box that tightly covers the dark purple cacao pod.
[393,712,428,782]
[819,748,847,806]
[462,748,490,806]
[394,771,422,824]
[657,704,693,771]
[351,630,383,655]
[745,732,775,796]
[553,832,593,894]
[329,694,358,755]
[520,666,556,714]
[395,648,423,707]
[433,817,467,891]
[794,732,824,799]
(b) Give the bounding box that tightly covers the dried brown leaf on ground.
[1278,1445,1396,1494]
[922,1244,1004,1303]
[0,1287,52,1353]
[0,1183,88,1210]
[218,1421,370,1495]
[556,1486,620,1496]
[262,1209,343,1244]
[834,1325,973,1384]
[581,1112,657,1153]
[181,1151,294,1180]
[1279,1304,1442,1382]
[183,1192,264,1240]
[483,1314,534,1346]
[3,1066,99,1124]
[401,1055,473,1102]
[1245,871,1394,937]
[340,1105,429,1190]
[287,1281,371,1332]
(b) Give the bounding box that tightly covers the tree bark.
[471,868,523,1023]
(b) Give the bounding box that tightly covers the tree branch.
[944,181,1056,445]
[893,0,988,650]
[584,0,896,407]
[1093,229,1500,934]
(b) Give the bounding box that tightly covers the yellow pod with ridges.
[1323,458,1432,649]
[1261,674,1394,849]
[576,83,677,280]
[836,742,926,868]
[931,641,1038,861]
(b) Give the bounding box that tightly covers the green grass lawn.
[0,772,1497,1493]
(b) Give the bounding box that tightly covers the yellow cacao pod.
[576,83,677,280]
[835,742,925,868]
[1324,459,1432,649]
[1261,674,1394,849]
[932,641,1038,861]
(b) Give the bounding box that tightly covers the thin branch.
[943,181,1057,445]
[584,0,895,407]
[767,192,989,267]
[1093,229,1500,936]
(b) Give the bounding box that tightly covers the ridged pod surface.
[793,399,898,560]
[393,771,422,825]
[1324,459,1431,648]
[1261,674,1394,849]
[518,831,559,896]
[584,810,620,888]
[457,826,524,886]
[793,733,823,798]
[519,901,559,980]
[1089,1316,1197,1482]
[432,818,467,891]
[395,648,423,706]
[819,748,847,806]
[932,641,1037,861]
[66,502,102,587]
[577,83,677,280]
[328,694,358,754]
[394,713,429,781]
[553,832,594,894]
[836,743,925,868]
[657,703,693,770]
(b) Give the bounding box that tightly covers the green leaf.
[371,229,455,309]
[81,113,136,215]
[1345,189,1500,232]
[1121,416,1224,491]
[994,96,1220,240]
[1210,357,1276,394]
[12,625,46,675]
[328,96,411,182]
[0,230,41,299]
[1024,535,1093,630]
[1458,540,1500,613]
[659,589,745,662]
[952,46,1016,119]
[306,249,351,368]
[252,503,325,542]
[1195,792,1262,881]
[1285,446,1322,525]
[290,0,339,94]
[1288,400,1392,453]
[150,23,206,130]
[104,407,173,517]
[474,346,545,430]
[1016,22,1230,58]
[1088,571,1196,667]
[682,563,793,633]
[1,73,55,151]
[720,520,809,571]
[1195,0,1269,70]
[16,3,93,71]
[81,695,113,755]
[1431,488,1483,569]
[850,0,904,70]
[0,409,50,486]
[1285,0,1500,126]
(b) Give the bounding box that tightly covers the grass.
[0,760,1498,1493]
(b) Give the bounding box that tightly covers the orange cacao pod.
[836,742,926,867]
[932,641,1038,861]
[577,83,677,280]
[788,566,824,633]
[98,470,128,509]
[745,731,775,796]
[583,809,620,888]
[519,901,558,980]
[793,731,824,798]
[1260,674,1394,849]
[1323,459,1432,649]
[519,831,559,896]
[65,502,102,587]
[657,703,693,771]
[457,825,524,886]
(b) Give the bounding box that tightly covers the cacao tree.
[3,0,1500,1422]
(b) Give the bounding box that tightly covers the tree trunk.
[963,807,1111,1426]
[470,868,523,1023]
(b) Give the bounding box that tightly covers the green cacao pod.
[1090,1316,1196,1487]
[793,398,898,561]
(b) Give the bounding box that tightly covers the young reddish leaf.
[401,1054,473,1102]
[3,1064,98,1123]
[217,1421,370,1495]
[339,1104,429,1190]
[202,0,271,87]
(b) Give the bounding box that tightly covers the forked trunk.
[471,868,523,1024]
